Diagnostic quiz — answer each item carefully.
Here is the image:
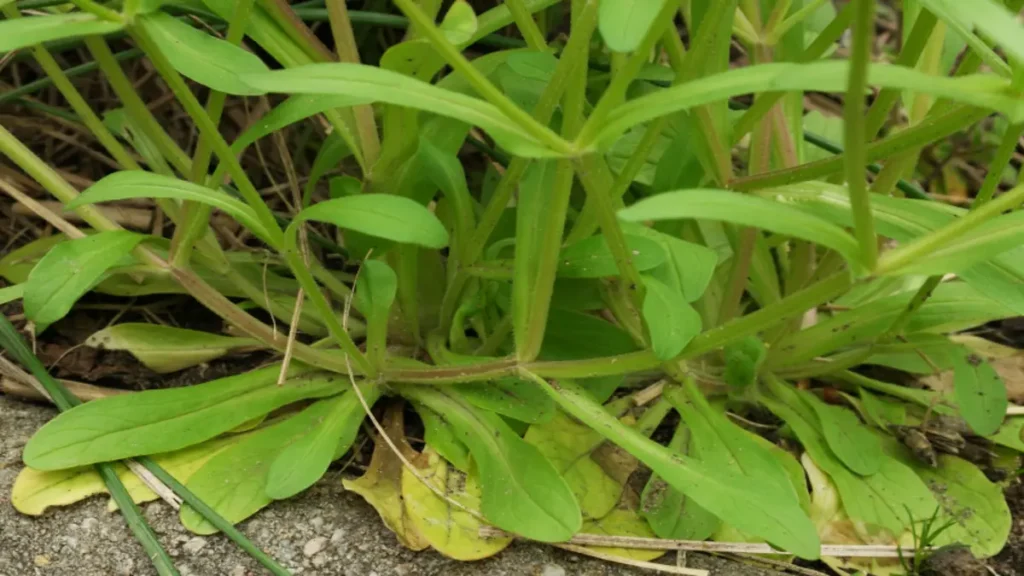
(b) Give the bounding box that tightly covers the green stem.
[732,105,989,191]
[876,181,1024,275]
[504,0,549,50]
[129,23,283,248]
[974,122,1024,206]
[70,0,123,22]
[326,0,381,167]
[390,0,572,156]
[844,0,878,271]
[574,0,679,147]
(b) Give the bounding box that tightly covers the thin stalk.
[767,0,828,44]
[82,38,191,176]
[129,23,283,248]
[975,123,1024,206]
[69,0,123,22]
[326,0,381,166]
[574,0,680,147]
[0,317,179,576]
[844,0,878,271]
[732,105,989,191]
[504,0,549,50]
[391,0,572,155]
[875,181,1024,275]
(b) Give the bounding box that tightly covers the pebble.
[80,517,99,532]
[304,537,328,557]
[311,553,328,567]
[310,517,324,529]
[541,564,566,576]
[183,537,207,554]
[394,563,415,575]
[330,529,346,544]
[33,555,50,567]
[229,565,247,576]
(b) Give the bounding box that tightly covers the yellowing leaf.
[525,410,625,519]
[86,323,258,374]
[401,448,512,560]
[12,436,237,516]
[581,508,665,562]
[342,407,429,551]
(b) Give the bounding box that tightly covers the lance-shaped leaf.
[0,13,123,53]
[23,365,342,470]
[85,323,259,373]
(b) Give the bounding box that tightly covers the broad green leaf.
[859,388,907,428]
[354,259,398,363]
[417,137,476,244]
[0,13,123,53]
[545,379,820,559]
[550,278,606,311]
[180,408,333,534]
[525,409,627,520]
[619,189,863,271]
[241,64,556,158]
[295,194,448,249]
[640,424,721,540]
[455,377,554,424]
[624,224,718,302]
[438,0,478,45]
[23,366,343,470]
[0,283,23,305]
[884,443,1011,558]
[24,231,144,331]
[540,307,639,360]
[558,233,666,278]
[85,323,258,373]
[402,448,512,559]
[763,384,937,539]
[599,0,669,52]
[12,436,234,516]
[231,94,371,155]
[267,384,380,499]
[723,336,766,389]
[800,391,883,476]
[987,417,1024,453]
[951,351,1007,436]
[68,171,276,247]
[581,508,666,562]
[496,51,557,111]
[400,386,582,542]
[590,62,1024,149]
[668,382,800,504]
[380,39,445,78]
[641,275,701,361]
[139,12,269,95]
[410,400,471,471]
[345,407,431,551]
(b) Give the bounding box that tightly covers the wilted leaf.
[85,323,258,373]
[402,448,511,560]
[344,405,429,551]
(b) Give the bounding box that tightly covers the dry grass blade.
[555,543,709,576]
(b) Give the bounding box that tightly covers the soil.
[0,395,780,576]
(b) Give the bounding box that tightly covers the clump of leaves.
[2,0,1024,573]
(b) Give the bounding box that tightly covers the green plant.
[2,0,1024,571]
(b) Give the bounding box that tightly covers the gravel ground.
[0,395,775,576]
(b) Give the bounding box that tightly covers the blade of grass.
[844,0,878,270]
[0,316,179,576]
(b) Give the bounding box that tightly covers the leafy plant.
[2,0,1024,572]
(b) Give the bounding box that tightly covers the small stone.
[330,529,346,544]
[541,564,566,576]
[311,553,328,567]
[304,537,328,557]
[118,558,135,576]
[229,565,247,576]
[81,517,99,532]
[394,563,415,575]
[310,517,324,529]
[33,555,50,567]
[183,537,207,554]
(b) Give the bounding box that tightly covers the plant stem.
[875,181,1024,275]
[732,105,989,191]
[844,0,878,271]
[974,123,1024,206]
[391,0,572,156]
[70,0,123,22]
[129,23,283,248]
[326,0,381,167]
[504,0,549,50]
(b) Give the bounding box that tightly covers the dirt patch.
[990,482,1024,576]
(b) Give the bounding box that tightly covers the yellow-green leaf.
[85,323,259,374]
